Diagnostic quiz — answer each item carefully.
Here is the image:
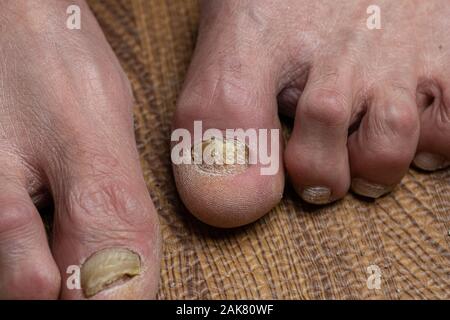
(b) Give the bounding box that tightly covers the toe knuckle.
[302,89,350,126]
[384,104,418,137]
[0,201,36,234]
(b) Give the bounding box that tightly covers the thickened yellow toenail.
[301,186,332,204]
[192,137,249,174]
[81,248,141,298]
[351,178,392,198]
[413,152,449,171]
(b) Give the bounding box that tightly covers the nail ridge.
[81,247,141,298]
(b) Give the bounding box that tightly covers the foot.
[173,0,450,227]
[0,1,160,299]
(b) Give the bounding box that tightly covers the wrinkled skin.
[173,0,450,227]
[0,0,160,299]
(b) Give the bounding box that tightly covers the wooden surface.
[88,0,450,299]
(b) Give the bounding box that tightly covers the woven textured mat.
[87,0,450,299]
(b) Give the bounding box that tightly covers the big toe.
[0,159,60,299]
[172,6,285,228]
[49,144,160,299]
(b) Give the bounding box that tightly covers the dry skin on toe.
[301,186,332,205]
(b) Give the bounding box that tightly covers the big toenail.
[192,137,249,174]
[81,248,141,298]
[351,178,392,198]
[413,152,449,171]
[301,186,332,204]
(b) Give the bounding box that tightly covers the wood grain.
[87,0,450,299]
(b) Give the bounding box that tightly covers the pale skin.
[0,0,160,299]
[0,0,449,298]
[173,0,450,226]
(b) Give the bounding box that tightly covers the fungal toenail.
[192,137,249,174]
[413,152,449,171]
[351,178,392,198]
[301,186,332,204]
[81,248,141,298]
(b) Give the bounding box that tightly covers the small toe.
[285,62,354,204]
[348,85,419,198]
[48,148,160,300]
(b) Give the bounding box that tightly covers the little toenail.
[192,137,249,174]
[413,152,449,171]
[351,178,392,198]
[301,186,332,204]
[81,248,141,298]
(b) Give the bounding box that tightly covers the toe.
[414,81,450,171]
[0,164,60,299]
[285,62,354,204]
[172,12,285,227]
[48,148,160,300]
[348,85,420,198]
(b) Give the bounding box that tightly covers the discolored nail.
[413,152,449,171]
[81,248,141,298]
[351,178,392,198]
[301,186,332,204]
[192,137,249,174]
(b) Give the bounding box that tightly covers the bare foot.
[173,0,450,227]
[0,0,160,299]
